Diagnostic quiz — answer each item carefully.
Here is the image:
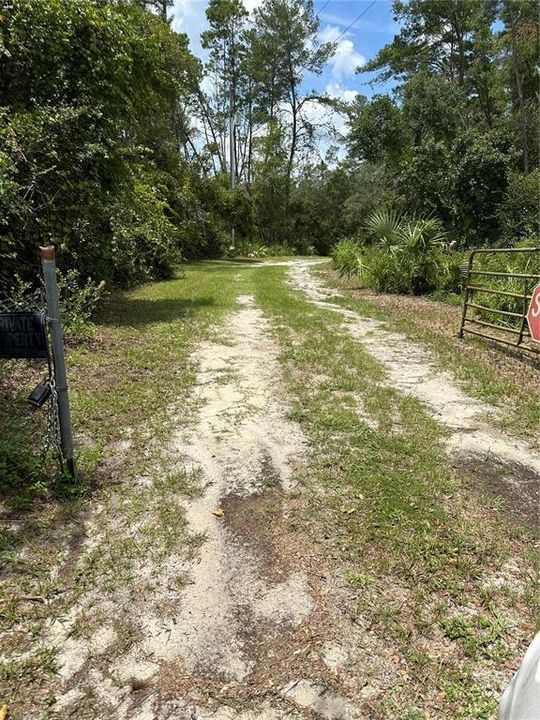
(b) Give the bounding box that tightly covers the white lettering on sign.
[527,283,540,344]
[0,311,48,358]
[531,294,540,318]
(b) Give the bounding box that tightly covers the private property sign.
[0,311,48,359]
[527,283,540,343]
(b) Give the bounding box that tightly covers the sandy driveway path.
[48,290,371,720]
[288,262,540,525]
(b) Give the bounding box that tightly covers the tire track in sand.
[288,262,539,525]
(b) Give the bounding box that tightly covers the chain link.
[0,288,45,314]
[42,374,64,461]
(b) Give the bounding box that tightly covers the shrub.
[107,178,181,286]
[56,270,106,337]
[230,239,268,258]
[365,208,402,246]
[357,212,450,295]
[357,246,396,291]
[332,238,362,278]
[498,170,540,244]
[2,270,106,338]
[265,241,296,256]
[434,251,468,296]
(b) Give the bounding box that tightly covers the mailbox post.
[40,245,75,477]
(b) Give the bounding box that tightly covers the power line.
[317,0,330,16]
[334,0,377,42]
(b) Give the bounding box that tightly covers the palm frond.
[366,208,402,246]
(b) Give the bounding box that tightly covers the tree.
[402,72,466,144]
[348,95,409,163]
[365,0,498,88]
[135,0,173,22]
[500,0,540,172]
[249,0,334,208]
[200,0,249,177]
[347,0,539,247]
[0,0,206,289]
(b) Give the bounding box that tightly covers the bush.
[0,0,199,298]
[229,239,268,258]
[365,208,402,246]
[354,212,451,295]
[56,270,106,337]
[498,170,540,244]
[331,238,362,278]
[265,241,297,256]
[107,178,181,286]
[3,270,106,338]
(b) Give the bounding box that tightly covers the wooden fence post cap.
[40,245,56,261]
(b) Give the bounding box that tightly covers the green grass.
[252,264,537,718]
[0,259,536,719]
[0,261,247,712]
[318,264,540,441]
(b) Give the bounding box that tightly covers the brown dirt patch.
[453,454,540,530]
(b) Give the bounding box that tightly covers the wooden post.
[458,250,475,338]
[40,245,75,478]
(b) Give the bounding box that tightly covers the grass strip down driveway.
[324,266,540,445]
[256,263,538,718]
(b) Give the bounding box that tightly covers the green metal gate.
[458,246,540,356]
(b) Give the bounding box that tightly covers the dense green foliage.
[342,0,539,253]
[0,0,244,299]
[331,0,539,300]
[0,0,538,304]
[0,0,340,304]
[333,211,463,296]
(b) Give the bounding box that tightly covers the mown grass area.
[320,265,540,444]
[0,261,246,710]
[254,264,538,719]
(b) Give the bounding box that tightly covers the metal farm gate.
[458,246,540,356]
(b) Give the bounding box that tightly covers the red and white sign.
[527,283,540,343]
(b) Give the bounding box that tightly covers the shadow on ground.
[454,454,540,530]
[102,297,217,327]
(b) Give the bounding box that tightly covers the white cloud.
[333,38,366,77]
[320,24,341,43]
[172,0,205,34]
[320,25,365,79]
[326,82,358,104]
[243,0,264,12]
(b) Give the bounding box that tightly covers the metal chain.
[42,372,64,462]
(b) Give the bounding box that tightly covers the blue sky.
[172,0,400,103]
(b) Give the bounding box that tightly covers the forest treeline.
[0,0,538,303]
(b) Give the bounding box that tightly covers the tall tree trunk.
[285,61,298,212]
[451,12,465,86]
[508,2,529,172]
[197,89,226,173]
[247,94,253,186]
